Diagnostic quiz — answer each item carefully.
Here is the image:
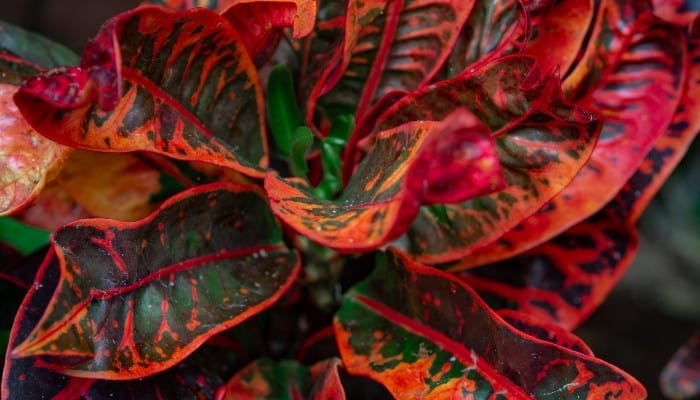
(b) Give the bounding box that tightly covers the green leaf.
[268,64,303,156]
[0,20,79,68]
[290,126,315,178]
[0,218,49,256]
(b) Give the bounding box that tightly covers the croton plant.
[0,0,699,398]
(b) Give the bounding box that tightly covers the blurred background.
[1,1,698,398]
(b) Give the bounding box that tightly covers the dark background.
[1,1,698,398]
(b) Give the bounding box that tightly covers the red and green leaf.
[216,358,345,400]
[443,0,526,77]
[0,83,69,216]
[358,55,600,263]
[266,108,503,251]
[305,0,473,131]
[0,20,79,71]
[2,251,234,400]
[334,249,646,399]
[459,14,688,269]
[14,7,268,178]
[660,331,700,399]
[10,182,300,379]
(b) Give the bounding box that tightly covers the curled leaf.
[14,6,268,178]
[266,108,503,251]
[11,183,300,379]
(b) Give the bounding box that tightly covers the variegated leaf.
[14,7,268,178]
[459,11,687,269]
[334,249,646,399]
[10,183,300,379]
[266,108,503,251]
[358,55,600,263]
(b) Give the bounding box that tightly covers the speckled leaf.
[453,38,700,328]
[14,7,268,178]
[660,331,700,399]
[458,15,687,269]
[0,83,69,216]
[216,358,345,400]
[443,0,526,77]
[360,55,600,263]
[334,249,646,399]
[266,108,503,251]
[457,207,638,330]
[305,0,473,130]
[10,183,300,379]
[2,251,234,400]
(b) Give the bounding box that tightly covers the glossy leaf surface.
[266,109,503,251]
[660,331,700,399]
[0,83,69,216]
[216,358,345,400]
[334,249,646,399]
[306,0,473,129]
[459,13,687,269]
[364,56,600,263]
[2,251,233,400]
[11,183,300,379]
[14,7,268,178]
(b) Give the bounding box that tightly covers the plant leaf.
[660,331,700,399]
[13,6,268,178]
[361,55,600,263]
[56,150,164,221]
[220,0,318,61]
[10,182,300,379]
[305,0,474,129]
[216,358,345,400]
[443,0,526,77]
[652,0,700,27]
[265,108,503,251]
[1,250,235,399]
[521,0,594,76]
[459,15,688,269]
[0,20,79,68]
[334,249,646,399]
[0,83,69,216]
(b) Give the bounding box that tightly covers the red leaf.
[266,108,503,251]
[0,83,69,216]
[660,331,700,399]
[358,55,600,263]
[460,11,688,269]
[216,358,345,400]
[10,183,300,379]
[334,249,646,399]
[220,0,318,61]
[14,6,268,178]
[521,0,594,75]
[652,0,700,27]
[303,0,473,131]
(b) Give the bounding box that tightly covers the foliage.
[0,0,698,398]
